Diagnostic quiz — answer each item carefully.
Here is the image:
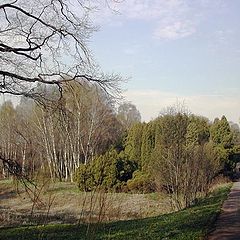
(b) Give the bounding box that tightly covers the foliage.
[210,116,235,172]
[127,170,155,193]
[0,97,238,200]
[75,150,137,192]
[0,183,231,240]
[186,115,210,146]
[153,110,221,210]
[122,108,236,201]
[124,123,144,164]
[210,116,233,148]
[140,122,156,170]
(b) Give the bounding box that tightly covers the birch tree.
[0,0,122,177]
[30,83,123,181]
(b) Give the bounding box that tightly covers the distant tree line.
[0,86,239,210]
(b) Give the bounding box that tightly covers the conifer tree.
[140,122,156,170]
[124,122,144,163]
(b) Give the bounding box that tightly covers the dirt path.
[208,181,240,240]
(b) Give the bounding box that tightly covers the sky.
[88,0,240,123]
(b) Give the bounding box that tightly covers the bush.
[75,150,137,192]
[74,164,95,191]
[127,170,155,193]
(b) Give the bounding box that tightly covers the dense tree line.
[76,104,240,209]
[0,90,239,210]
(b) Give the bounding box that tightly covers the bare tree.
[0,0,121,99]
[117,102,141,129]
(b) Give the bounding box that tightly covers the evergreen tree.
[140,122,156,170]
[210,116,234,171]
[186,121,199,147]
[210,116,233,148]
[186,116,210,147]
[125,122,144,163]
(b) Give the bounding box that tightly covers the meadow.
[0,180,231,240]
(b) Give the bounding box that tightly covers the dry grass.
[0,179,171,227]
[0,183,232,240]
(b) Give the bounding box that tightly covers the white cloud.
[91,0,206,40]
[124,90,240,123]
[117,0,189,21]
[153,21,196,40]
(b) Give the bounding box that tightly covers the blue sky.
[89,0,240,123]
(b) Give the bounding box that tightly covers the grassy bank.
[0,183,231,240]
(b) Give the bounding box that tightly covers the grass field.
[0,179,171,226]
[0,183,231,240]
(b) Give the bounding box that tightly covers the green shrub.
[75,150,137,191]
[74,164,94,191]
[127,170,155,193]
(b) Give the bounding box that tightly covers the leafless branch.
[0,0,122,100]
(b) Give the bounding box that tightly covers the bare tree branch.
[0,0,122,100]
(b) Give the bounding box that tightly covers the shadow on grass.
[0,184,231,240]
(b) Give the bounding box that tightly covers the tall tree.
[0,101,17,177]
[124,122,144,163]
[186,115,210,147]
[210,116,235,171]
[117,102,141,129]
[210,116,233,148]
[152,106,220,210]
[140,122,156,170]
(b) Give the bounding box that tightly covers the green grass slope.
[0,183,231,240]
